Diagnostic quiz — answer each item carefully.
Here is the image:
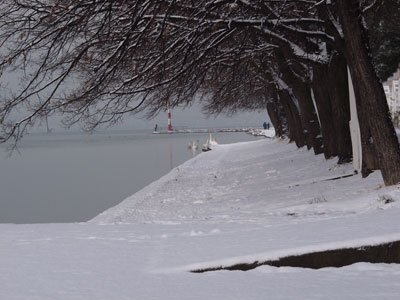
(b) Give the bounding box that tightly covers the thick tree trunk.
[276,63,323,153]
[291,82,324,155]
[278,89,305,147]
[327,52,353,164]
[273,49,322,153]
[351,75,379,176]
[266,95,287,138]
[266,102,280,136]
[338,0,400,185]
[312,63,338,159]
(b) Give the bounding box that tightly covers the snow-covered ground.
[247,127,276,137]
[2,138,400,299]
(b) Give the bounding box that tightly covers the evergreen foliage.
[369,0,400,80]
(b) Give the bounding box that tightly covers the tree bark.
[350,75,379,176]
[277,89,305,147]
[337,0,400,185]
[312,63,338,159]
[266,94,287,137]
[289,79,323,155]
[327,52,353,163]
[275,54,323,154]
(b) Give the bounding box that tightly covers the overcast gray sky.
[3,66,269,133]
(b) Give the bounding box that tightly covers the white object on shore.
[202,136,211,152]
[348,67,362,173]
[202,133,217,151]
[209,133,218,146]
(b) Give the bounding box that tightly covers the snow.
[248,127,276,137]
[2,138,400,299]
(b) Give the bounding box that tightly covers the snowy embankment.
[92,138,400,268]
[93,138,397,226]
[2,138,400,299]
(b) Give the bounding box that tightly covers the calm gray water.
[0,129,263,223]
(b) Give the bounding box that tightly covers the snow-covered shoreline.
[2,138,400,299]
[92,138,395,225]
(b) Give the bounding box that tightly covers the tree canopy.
[0,0,400,185]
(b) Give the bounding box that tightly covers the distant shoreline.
[153,127,258,134]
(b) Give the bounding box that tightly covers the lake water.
[0,129,263,223]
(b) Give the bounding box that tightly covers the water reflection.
[169,142,174,170]
[0,130,262,223]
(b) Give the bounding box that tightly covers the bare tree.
[0,0,399,185]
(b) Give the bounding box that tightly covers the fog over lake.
[0,129,264,224]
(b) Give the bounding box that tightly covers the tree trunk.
[276,55,323,154]
[266,94,287,137]
[337,0,400,185]
[312,63,338,159]
[351,74,379,176]
[327,52,353,164]
[291,81,324,155]
[278,89,305,147]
